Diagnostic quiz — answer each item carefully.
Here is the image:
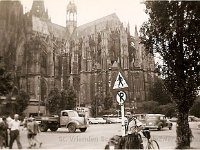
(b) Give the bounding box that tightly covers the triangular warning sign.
[113,72,128,89]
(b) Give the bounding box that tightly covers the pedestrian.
[124,110,143,149]
[0,116,8,148]
[32,118,42,148]
[27,118,34,148]
[9,114,22,149]
[7,115,13,149]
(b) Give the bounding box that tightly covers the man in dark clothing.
[0,116,8,148]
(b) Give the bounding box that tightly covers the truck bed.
[35,115,59,122]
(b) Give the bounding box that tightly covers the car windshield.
[68,111,79,117]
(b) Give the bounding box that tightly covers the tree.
[137,101,159,114]
[46,88,61,114]
[190,98,200,118]
[47,87,77,114]
[66,87,76,110]
[157,103,176,117]
[150,78,172,105]
[104,94,113,110]
[0,68,13,96]
[141,1,200,148]
[15,90,30,115]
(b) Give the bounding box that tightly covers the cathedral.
[0,0,156,116]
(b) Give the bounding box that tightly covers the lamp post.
[42,77,49,115]
[38,76,41,116]
[79,83,86,107]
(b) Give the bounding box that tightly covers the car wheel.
[158,125,163,131]
[80,128,87,132]
[49,126,58,132]
[40,123,48,132]
[68,123,76,133]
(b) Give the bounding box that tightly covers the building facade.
[0,0,156,116]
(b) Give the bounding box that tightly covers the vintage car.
[103,115,122,124]
[198,123,200,130]
[36,110,88,133]
[143,114,173,130]
[88,118,99,124]
[95,117,107,124]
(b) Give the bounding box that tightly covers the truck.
[35,110,88,133]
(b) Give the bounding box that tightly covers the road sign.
[113,72,128,89]
[116,91,126,104]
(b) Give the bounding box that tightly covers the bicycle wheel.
[147,140,159,149]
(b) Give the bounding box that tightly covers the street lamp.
[38,76,41,116]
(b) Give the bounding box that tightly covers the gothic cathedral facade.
[0,0,156,115]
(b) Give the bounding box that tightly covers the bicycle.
[142,128,160,149]
[105,127,159,149]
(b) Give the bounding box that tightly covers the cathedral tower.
[30,0,49,20]
[66,1,77,35]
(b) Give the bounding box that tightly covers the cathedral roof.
[32,16,70,40]
[74,13,121,38]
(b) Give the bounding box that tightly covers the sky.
[20,0,148,35]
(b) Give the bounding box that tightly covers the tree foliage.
[190,98,200,118]
[150,78,172,105]
[47,87,77,114]
[47,88,61,114]
[141,1,200,148]
[104,94,113,110]
[15,90,30,115]
[0,68,13,96]
[157,103,176,117]
[137,101,159,114]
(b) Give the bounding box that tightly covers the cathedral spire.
[66,0,77,34]
[30,0,49,20]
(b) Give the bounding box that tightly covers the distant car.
[88,118,98,124]
[143,114,173,130]
[103,115,112,124]
[188,116,200,122]
[169,117,178,122]
[198,123,200,130]
[103,115,121,124]
[95,118,106,124]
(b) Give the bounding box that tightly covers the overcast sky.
[21,0,148,35]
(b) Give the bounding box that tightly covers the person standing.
[32,118,42,148]
[9,114,22,149]
[0,116,8,148]
[27,118,34,148]
[125,110,143,149]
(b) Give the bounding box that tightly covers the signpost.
[113,72,128,137]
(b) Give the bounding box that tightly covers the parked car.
[198,123,200,130]
[103,115,122,123]
[88,118,99,124]
[169,117,178,122]
[95,117,106,124]
[188,116,200,122]
[143,114,173,130]
[103,115,112,124]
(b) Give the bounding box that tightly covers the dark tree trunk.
[176,110,193,149]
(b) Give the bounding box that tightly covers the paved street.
[12,122,200,149]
